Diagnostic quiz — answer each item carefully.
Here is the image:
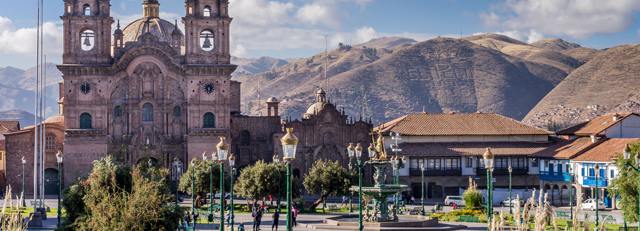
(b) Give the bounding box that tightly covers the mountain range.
[3,33,638,131]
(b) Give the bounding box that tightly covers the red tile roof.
[533,137,600,159]
[557,113,636,136]
[376,113,551,136]
[0,120,20,133]
[572,138,640,162]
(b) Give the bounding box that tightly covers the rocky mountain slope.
[0,63,61,118]
[0,110,38,127]
[235,35,578,123]
[231,56,288,76]
[524,44,640,129]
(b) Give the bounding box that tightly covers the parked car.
[581,199,605,211]
[444,196,465,206]
[500,197,524,207]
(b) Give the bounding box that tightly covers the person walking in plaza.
[271,208,280,231]
[252,202,260,231]
[292,206,298,227]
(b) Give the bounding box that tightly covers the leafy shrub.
[463,178,483,209]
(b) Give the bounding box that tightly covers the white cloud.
[296,3,334,27]
[0,16,63,57]
[496,29,545,43]
[483,0,640,39]
[353,26,377,44]
[232,43,248,57]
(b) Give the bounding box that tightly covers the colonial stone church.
[4,0,371,194]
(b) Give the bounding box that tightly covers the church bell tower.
[183,0,231,64]
[61,0,113,64]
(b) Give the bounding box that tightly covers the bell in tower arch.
[202,34,212,49]
[83,36,92,47]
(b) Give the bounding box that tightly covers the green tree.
[178,158,223,197]
[303,160,352,209]
[62,156,182,231]
[609,142,640,223]
[234,161,280,200]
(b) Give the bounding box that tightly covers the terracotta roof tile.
[399,142,550,157]
[533,137,600,159]
[557,113,636,136]
[0,120,20,133]
[376,113,551,136]
[572,138,640,162]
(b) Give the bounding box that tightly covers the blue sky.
[0,0,639,68]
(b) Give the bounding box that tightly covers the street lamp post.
[568,163,574,221]
[281,128,299,231]
[228,154,236,231]
[216,137,229,231]
[21,156,26,207]
[622,144,640,231]
[420,162,426,216]
[191,159,197,231]
[347,143,355,214]
[595,164,600,228]
[508,165,512,214]
[204,152,214,223]
[56,151,63,227]
[483,148,495,222]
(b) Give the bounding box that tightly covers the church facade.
[4,0,372,194]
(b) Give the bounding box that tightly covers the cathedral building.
[4,0,372,194]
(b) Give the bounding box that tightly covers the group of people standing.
[252,201,298,231]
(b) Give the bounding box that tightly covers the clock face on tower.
[80,82,91,94]
[203,83,215,94]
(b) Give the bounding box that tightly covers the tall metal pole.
[230,167,235,231]
[421,166,425,215]
[637,175,640,231]
[486,169,490,221]
[286,161,292,231]
[219,162,224,231]
[508,167,512,214]
[57,161,61,227]
[209,162,214,220]
[358,160,363,231]
[21,160,25,207]
[595,166,599,228]
[569,173,573,221]
[191,166,196,231]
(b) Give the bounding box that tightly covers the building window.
[203,6,212,17]
[240,130,251,145]
[173,106,181,117]
[114,105,123,117]
[610,169,615,178]
[410,159,418,169]
[46,135,56,151]
[203,112,215,128]
[80,30,95,51]
[465,157,472,168]
[530,158,538,167]
[83,4,91,16]
[80,113,92,129]
[142,103,154,122]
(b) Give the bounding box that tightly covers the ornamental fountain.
[310,130,466,230]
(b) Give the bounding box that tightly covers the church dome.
[305,102,327,115]
[44,115,64,126]
[122,17,183,45]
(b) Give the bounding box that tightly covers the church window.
[83,4,91,16]
[199,30,214,51]
[80,81,91,94]
[46,135,56,151]
[114,105,123,117]
[203,6,212,17]
[203,112,215,128]
[173,106,181,117]
[80,113,92,129]
[80,30,95,51]
[142,103,154,122]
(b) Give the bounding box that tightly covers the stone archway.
[44,168,60,195]
[137,156,160,167]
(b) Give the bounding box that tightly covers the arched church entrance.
[44,168,59,195]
